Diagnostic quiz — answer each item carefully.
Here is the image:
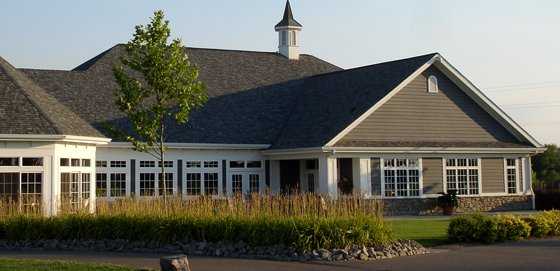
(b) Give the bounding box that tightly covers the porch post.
[318,156,338,198]
[352,158,371,198]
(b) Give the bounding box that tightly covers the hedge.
[448,211,560,244]
[0,214,392,252]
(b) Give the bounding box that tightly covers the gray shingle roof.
[275,0,302,28]
[0,56,104,137]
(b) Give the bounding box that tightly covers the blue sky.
[1,0,559,144]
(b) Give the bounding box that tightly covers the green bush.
[524,210,560,237]
[495,215,531,241]
[448,214,532,244]
[0,214,392,252]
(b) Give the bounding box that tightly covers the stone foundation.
[382,195,534,216]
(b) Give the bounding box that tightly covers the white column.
[270,160,281,194]
[318,156,338,198]
[352,158,371,198]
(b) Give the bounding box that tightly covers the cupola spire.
[275,0,302,60]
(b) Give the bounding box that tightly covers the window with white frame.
[139,173,156,196]
[96,173,107,197]
[158,173,174,196]
[0,157,18,166]
[428,75,439,93]
[290,31,297,46]
[82,173,91,199]
[249,174,260,194]
[446,158,479,195]
[382,158,420,197]
[186,173,201,195]
[110,161,127,168]
[204,161,219,168]
[506,158,518,194]
[0,173,19,201]
[204,173,218,195]
[158,161,173,168]
[110,173,126,197]
[22,158,43,166]
[140,161,155,168]
[20,172,42,210]
[96,161,107,168]
[186,161,201,168]
[232,174,243,194]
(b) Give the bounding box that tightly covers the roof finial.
[275,0,302,28]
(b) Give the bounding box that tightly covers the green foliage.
[0,214,392,253]
[437,190,459,208]
[532,144,560,186]
[0,258,136,271]
[449,212,560,244]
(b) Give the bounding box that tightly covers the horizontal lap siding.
[342,67,520,143]
[422,158,443,194]
[482,158,505,193]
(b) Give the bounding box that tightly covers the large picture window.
[204,173,218,195]
[382,158,420,197]
[158,173,174,196]
[139,173,156,196]
[249,174,260,194]
[20,173,42,210]
[0,173,19,201]
[110,173,126,197]
[446,158,479,195]
[186,173,201,196]
[96,173,107,197]
[506,159,518,194]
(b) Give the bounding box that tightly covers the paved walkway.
[1,238,559,271]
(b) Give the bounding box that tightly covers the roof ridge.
[0,57,64,134]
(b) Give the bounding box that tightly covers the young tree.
[113,10,207,198]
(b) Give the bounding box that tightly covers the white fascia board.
[101,142,270,150]
[433,56,543,148]
[261,147,327,156]
[0,134,111,145]
[324,55,439,147]
[325,146,544,155]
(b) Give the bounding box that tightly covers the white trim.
[323,146,544,154]
[325,56,438,147]
[0,134,110,145]
[323,53,543,149]
[102,142,270,150]
[443,157,482,196]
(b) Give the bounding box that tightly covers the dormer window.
[428,75,439,93]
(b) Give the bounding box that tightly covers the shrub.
[0,214,392,253]
[525,210,560,237]
[448,214,498,243]
[495,215,531,241]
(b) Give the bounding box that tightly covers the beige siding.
[518,158,524,192]
[371,158,381,196]
[482,158,505,193]
[341,67,521,144]
[422,158,443,194]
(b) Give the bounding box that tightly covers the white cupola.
[275,0,302,60]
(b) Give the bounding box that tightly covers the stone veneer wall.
[382,195,534,216]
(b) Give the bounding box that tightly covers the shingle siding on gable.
[339,66,523,146]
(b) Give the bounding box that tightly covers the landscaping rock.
[160,255,191,271]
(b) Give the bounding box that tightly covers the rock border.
[0,239,428,262]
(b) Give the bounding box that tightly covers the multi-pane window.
[247,161,262,168]
[158,161,173,168]
[139,173,156,196]
[382,158,420,197]
[20,173,42,209]
[0,173,19,201]
[232,174,243,194]
[446,158,479,195]
[82,159,91,167]
[186,161,201,168]
[140,161,155,168]
[506,159,518,194]
[110,161,127,168]
[204,173,218,195]
[204,161,219,168]
[22,158,43,166]
[158,173,174,196]
[71,159,81,167]
[249,174,260,194]
[96,173,107,197]
[230,161,245,168]
[110,173,126,197]
[60,158,70,167]
[82,173,90,199]
[96,161,107,168]
[186,173,201,195]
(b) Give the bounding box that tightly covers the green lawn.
[389,218,451,247]
[0,258,143,271]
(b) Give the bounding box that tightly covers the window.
[204,173,218,195]
[110,173,126,197]
[186,173,201,195]
[110,161,126,168]
[140,161,155,168]
[158,173,174,196]
[232,174,243,194]
[22,158,43,166]
[230,161,245,168]
[186,161,201,168]
[158,161,173,168]
[81,159,91,167]
[382,158,420,197]
[82,173,90,199]
[506,159,518,194]
[60,158,70,167]
[96,161,107,168]
[249,174,260,194]
[96,173,107,197]
[204,161,219,168]
[61,173,80,208]
[0,158,18,166]
[290,31,297,46]
[246,161,262,168]
[446,158,479,195]
[139,173,156,196]
[71,159,81,167]
[281,31,288,46]
[20,173,42,210]
[428,75,439,93]
[0,173,19,201]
